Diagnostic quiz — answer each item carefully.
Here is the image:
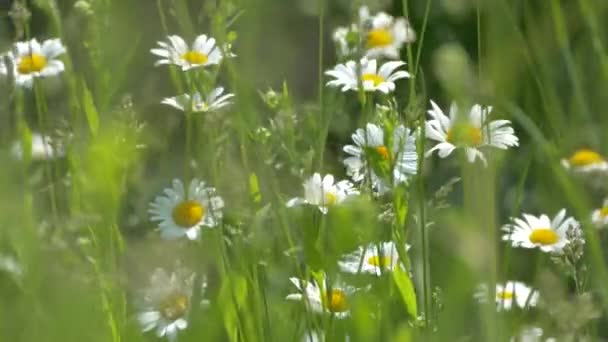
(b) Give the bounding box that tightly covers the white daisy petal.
[286,173,358,214]
[325,58,409,94]
[149,179,224,240]
[425,100,518,165]
[0,38,66,88]
[501,209,581,253]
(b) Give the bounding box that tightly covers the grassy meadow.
[1,0,608,341]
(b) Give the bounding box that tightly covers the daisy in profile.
[591,199,608,229]
[162,87,234,113]
[286,173,358,214]
[325,58,410,94]
[11,133,64,161]
[332,25,359,58]
[343,123,417,194]
[501,209,581,253]
[359,6,416,59]
[137,267,205,342]
[286,273,356,319]
[561,149,608,174]
[510,326,556,342]
[474,281,539,311]
[425,101,519,165]
[0,254,23,280]
[149,179,224,240]
[301,330,350,342]
[0,38,65,88]
[151,35,231,71]
[339,241,409,276]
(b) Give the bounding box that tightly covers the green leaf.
[81,80,100,136]
[393,267,418,318]
[219,274,249,342]
[249,173,261,204]
[393,183,410,226]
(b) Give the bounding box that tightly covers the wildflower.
[161,87,234,113]
[325,58,410,94]
[286,173,358,214]
[286,273,356,319]
[425,101,519,165]
[151,35,231,71]
[338,241,409,276]
[332,25,359,58]
[301,330,350,342]
[561,149,608,174]
[343,123,417,194]
[137,267,204,342]
[591,199,608,229]
[510,326,556,342]
[11,133,63,161]
[0,254,22,279]
[0,38,65,88]
[501,209,581,253]
[149,179,224,240]
[358,6,416,59]
[474,281,539,311]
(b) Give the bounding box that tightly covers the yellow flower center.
[496,290,514,300]
[159,292,189,321]
[361,73,385,87]
[568,149,604,166]
[324,289,348,313]
[600,207,608,218]
[181,51,209,65]
[375,145,390,160]
[528,228,559,246]
[17,53,47,74]
[446,124,483,146]
[325,192,337,206]
[367,255,392,268]
[366,29,394,48]
[172,200,205,228]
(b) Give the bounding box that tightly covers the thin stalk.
[413,0,433,77]
[32,80,60,230]
[416,124,431,329]
[316,0,328,171]
[476,0,483,85]
[184,74,195,180]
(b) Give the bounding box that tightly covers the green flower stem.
[33,80,60,231]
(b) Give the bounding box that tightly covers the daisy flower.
[343,123,417,194]
[0,38,65,88]
[151,35,231,71]
[511,327,556,342]
[474,281,539,311]
[11,133,64,161]
[332,25,359,58]
[358,6,416,59]
[425,101,519,165]
[591,199,608,229]
[137,267,204,342]
[325,57,410,94]
[501,209,581,253]
[149,179,224,240]
[286,173,358,214]
[338,241,410,276]
[561,149,608,174]
[0,254,23,279]
[161,87,234,113]
[286,273,356,319]
[301,330,350,342]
